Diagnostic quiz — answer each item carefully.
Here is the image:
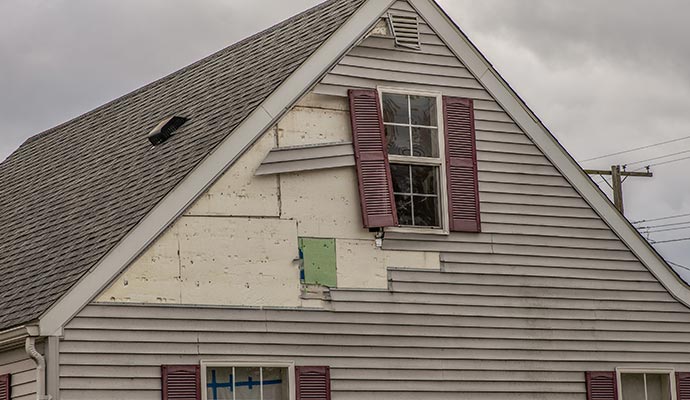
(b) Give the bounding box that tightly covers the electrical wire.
[632,212,690,225]
[651,236,690,244]
[624,148,690,168]
[579,134,690,163]
[639,225,690,234]
[668,261,690,272]
[636,220,690,230]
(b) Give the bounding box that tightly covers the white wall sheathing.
[97,92,441,306]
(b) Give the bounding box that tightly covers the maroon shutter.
[162,365,200,400]
[348,89,398,228]
[296,366,331,400]
[0,374,9,400]
[585,371,618,400]
[443,96,480,232]
[677,372,690,400]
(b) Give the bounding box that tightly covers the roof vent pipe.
[147,116,188,146]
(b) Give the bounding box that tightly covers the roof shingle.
[0,0,365,331]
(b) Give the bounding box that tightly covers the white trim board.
[37,0,397,336]
[407,0,690,305]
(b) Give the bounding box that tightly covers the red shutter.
[0,374,9,400]
[677,372,690,400]
[296,366,331,400]
[443,96,480,232]
[348,89,398,228]
[585,371,618,400]
[162,365,200,400]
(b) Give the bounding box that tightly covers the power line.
[579,134,690,163]
[648,154,690,168]
[668,261,690,272]
[636,219,690,230]
[651,236,690,244]
[624,148,690,168]
[639,225,690,234]
[632,212,690,224]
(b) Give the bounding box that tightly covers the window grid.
[383,92,442,228]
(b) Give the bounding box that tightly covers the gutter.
[0,325,39,351]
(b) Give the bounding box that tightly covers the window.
[202,364,291,400]
[620,371,673,400]
[382,91,444,228]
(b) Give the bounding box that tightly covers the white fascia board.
[410,0,690,305]
[38,0,396,337]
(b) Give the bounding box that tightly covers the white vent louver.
[388,13,421,50]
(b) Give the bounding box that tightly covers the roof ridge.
[12,0,344,153]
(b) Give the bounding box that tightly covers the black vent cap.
[148,116,188,145]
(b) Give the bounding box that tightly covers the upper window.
[620,372,672,400]
[204,364,289,400]
[382,92,444,228]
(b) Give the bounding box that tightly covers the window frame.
[377,86,449,234]
[616,368,677,400]
[200,360,296,400]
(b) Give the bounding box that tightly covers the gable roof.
[2,0,687,337]
[0,0,365,331]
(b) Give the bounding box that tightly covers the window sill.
[385,226,450,236]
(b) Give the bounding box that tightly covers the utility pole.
[583,165,653,215]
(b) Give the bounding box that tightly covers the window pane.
[390,164,411,194]
[262,368,288,400]
[386,125,411,156]
[411,127,439,158]
[207,367,235,400]
[411,165,438,195]
[382,93,409,124]
[413,195,440,227]
[234,367,262,400]
[410,95,437,126]
[621,374,646,400]
[646,374,671,400]
[395,195,413,226]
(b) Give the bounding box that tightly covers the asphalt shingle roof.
[0,0,365,331]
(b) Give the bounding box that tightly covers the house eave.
[0,324,40,352]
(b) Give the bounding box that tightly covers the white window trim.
[377,85,450,235]
[616,367,677,400]
[200,360,295,400]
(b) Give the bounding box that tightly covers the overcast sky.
[1,1,688,270]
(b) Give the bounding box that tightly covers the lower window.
[620,371,672,400]
[390,163,441,227]
[204,365,289,400]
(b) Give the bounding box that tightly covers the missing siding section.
[388,13,421,50]
[299,238,337,287]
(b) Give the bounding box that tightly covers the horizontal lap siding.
[0,347,37,400]
[60,2,690,400]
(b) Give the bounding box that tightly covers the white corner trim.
[409,0,690,306]
[37,0,396,337]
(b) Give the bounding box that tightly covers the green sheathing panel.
[299,237,337,287]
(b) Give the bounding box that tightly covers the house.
[1,0,689,399]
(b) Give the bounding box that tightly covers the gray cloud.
[1,0,688,265]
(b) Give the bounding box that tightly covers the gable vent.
[148,116,188,146]
[388,13,421,50]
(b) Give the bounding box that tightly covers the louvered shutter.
[585,371,618,400]
[162,365,200,400]
[443,96,480,232]
[348,89,398,228]
[677,372,690,400]
[296,366,331,400]
[0,374,9,400]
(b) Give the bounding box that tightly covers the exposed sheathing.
[97,93,440,303]
[0,346,39,400]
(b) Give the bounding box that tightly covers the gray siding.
[58,1,690,400]
[0,346,37,400]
